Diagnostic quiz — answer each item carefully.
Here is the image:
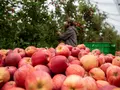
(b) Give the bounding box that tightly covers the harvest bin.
[84,42,116,55]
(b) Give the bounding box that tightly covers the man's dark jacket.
[59,26,78,46]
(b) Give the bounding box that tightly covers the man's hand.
[57,31,61,35]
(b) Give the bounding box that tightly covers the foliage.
[0,0,58,49]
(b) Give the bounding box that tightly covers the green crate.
[84,42,111,48]
[84,42,115,55]
[110,44,116,55]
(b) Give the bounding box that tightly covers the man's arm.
[59,29,73,41]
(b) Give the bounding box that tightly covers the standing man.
[57,20,78,47]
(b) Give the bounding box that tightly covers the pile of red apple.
[0,43,120,90]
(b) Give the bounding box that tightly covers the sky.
[90,0,120,34]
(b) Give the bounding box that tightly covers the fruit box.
[84,42,116,55]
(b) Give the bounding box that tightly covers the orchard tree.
[0,0,59,49]
[15,0,58,48]
[0,0,19,48]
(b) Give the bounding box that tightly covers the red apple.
[31,50,48,66]
[104,54,114,63]
[100,63,112,74]
[35,48,52,62]
[0,54,4,67]
[5,52,21,67]
[68,56,80,65]
[48,47,56,57]
[18,57,32,67]
[6,66,17,80]
[41,49,53,62]
[98,54,105,66]
[0,67,10,88]
[34,65,51,74]
[70,60,81,65]
[96,80,110,89]
[77,44,86,49]
[68,56,79,63]
[36,48,46,51]
[113,88,120,90]
[25,70,53,90]
[98,85,117,90]
[61,75,86,90]
[14,64,34,88]
[106,65,120,87]
[65,64,85,77]
[13,48,26,58]
[48,55,68,74]
[6,50,13,56]
[48,47,55,51]
[83,76,98,90]
[0,49,9,62]
[85,47,90,53]
[0,53,6,66]
[55,44,70,57]
[0,49,10,60]
[1,81,16,90]
[58,42,66,45]
[25,46,37,57]
[91,49,101,56]
[89,68,105,80]
[52,74,66,90]
[9,87,25,90]
[71,47,80,57]
[80,55,99,71]
[107,54,115,58]
[112,56,120,67]
[48,47,55,52]
[78,50,89,59]
[65,45,73,51]
[0,49,9,56]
